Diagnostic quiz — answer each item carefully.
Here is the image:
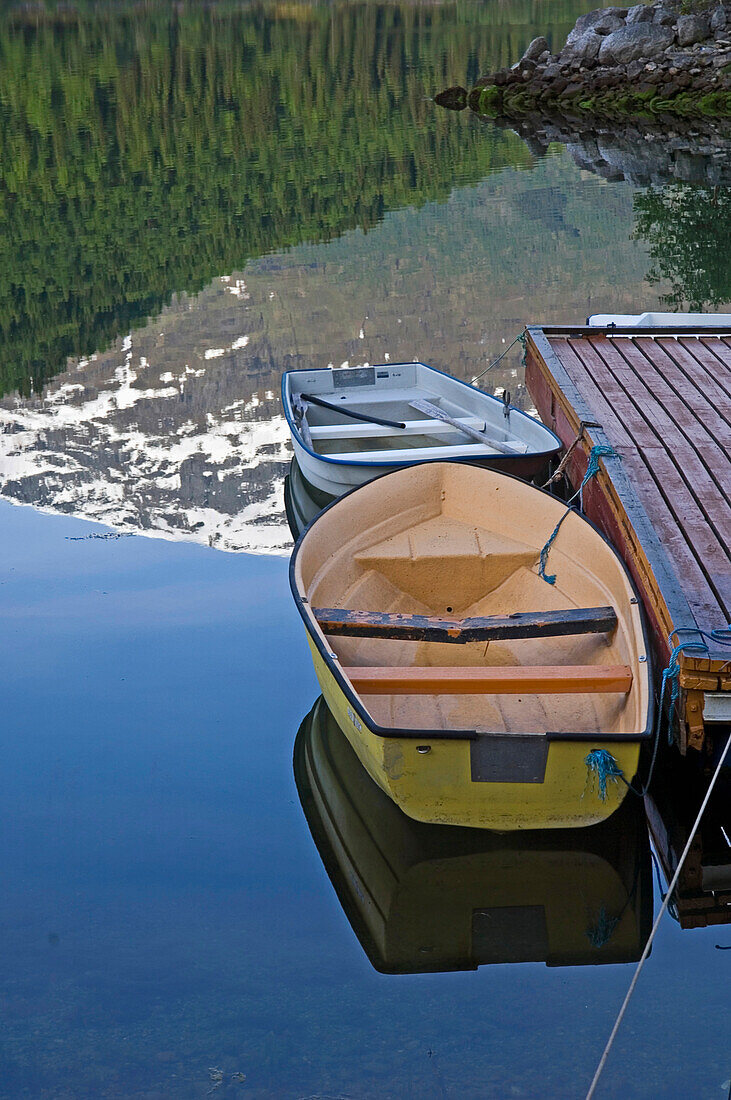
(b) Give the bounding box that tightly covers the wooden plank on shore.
[344,664,634,695]
[314,605,618,643]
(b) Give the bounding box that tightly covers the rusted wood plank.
[344,664,634,695]
[677,337,731,403]
[527,331,697,659]
[653,337,731,435]
[627,338,731,468]
[546,338,634,448]
[557,341,726,606]
[599,338,731,533]
[528,328,731,680]
[694,337,731,390]
[568,338,731,596]
[314,605,618,643]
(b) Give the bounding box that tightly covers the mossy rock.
[475,85,502,117]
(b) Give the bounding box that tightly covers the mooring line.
[585,729,731,1100]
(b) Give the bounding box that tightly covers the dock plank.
[628,338,731,468]
[593,338,731,534]
[528,328,731,683]
[654,338,731,432]
[556,338,730,621]
[567,337,731,561]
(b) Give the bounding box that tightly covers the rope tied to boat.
[584,748,624,801]
[538,444,619,585]
[470,328,527,386]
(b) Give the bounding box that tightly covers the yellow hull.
[308,637,639,830]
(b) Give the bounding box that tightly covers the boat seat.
[314,605,618,643]
[343,665,633,695]
[354,516,538,607]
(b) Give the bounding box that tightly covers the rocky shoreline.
[437,1,731,119]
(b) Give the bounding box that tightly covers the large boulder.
[566,6,627,45]
[676,13,711,46]
[710,5,728,32]
[626,4,655,24]
[593,12,626,33]
[562,29,603,61]
[598,22,675,64]
[523,35,549,61]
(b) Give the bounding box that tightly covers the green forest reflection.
[634,185,731,309]
[0,0,594,397]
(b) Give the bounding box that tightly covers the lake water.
[0,3,729,1098]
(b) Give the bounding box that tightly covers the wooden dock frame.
[524,324,731,756]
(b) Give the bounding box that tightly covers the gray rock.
[710,6,727,32]
[537,50,551,62]
[653,6,677,26]
[597,23,675,64]
[523,35,549,61]
[562,29,602,61]
[566,7,626,45]
[626,4,654,24]
[592,12,626,34]
[627,58,646,79]
[541,62,562,79]
[677,13,711,46]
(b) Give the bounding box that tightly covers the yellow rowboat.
[290,461,653,829]
[294,697,652,973]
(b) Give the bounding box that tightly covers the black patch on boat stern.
[470,734,548,783]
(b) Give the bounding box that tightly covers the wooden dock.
[525,325,731,755]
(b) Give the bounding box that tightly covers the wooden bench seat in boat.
[307,417,489,439]
[343,665,633,695]
[313,605,618,643]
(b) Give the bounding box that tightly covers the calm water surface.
[0,3,729,1097]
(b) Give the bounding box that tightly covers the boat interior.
[295,463,649,738]
[285,364,541,459]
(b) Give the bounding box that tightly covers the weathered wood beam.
[314,605,618,643]
[343,664,633,695]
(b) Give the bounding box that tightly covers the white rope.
[585,730,731,1100]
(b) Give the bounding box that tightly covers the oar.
[300,392,406,430]
[409,398,527,454]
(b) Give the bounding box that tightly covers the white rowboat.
[282,362,561,497]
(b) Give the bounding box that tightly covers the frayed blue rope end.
[585,749,624,801]
[538,444,619,586]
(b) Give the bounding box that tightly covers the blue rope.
[538,445,619,585]
[660,625,731,745]
[585,748,624,800]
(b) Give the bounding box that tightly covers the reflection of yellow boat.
[290,461,653,829]
[294,697,652,973]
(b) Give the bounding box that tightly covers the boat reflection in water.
[284,456,334,541]
[646,762,731,930]
[294,696,653,974]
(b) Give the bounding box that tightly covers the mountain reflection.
[0,281,292,553]
[294,697,653,973]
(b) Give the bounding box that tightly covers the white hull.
[283,362,560,498]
